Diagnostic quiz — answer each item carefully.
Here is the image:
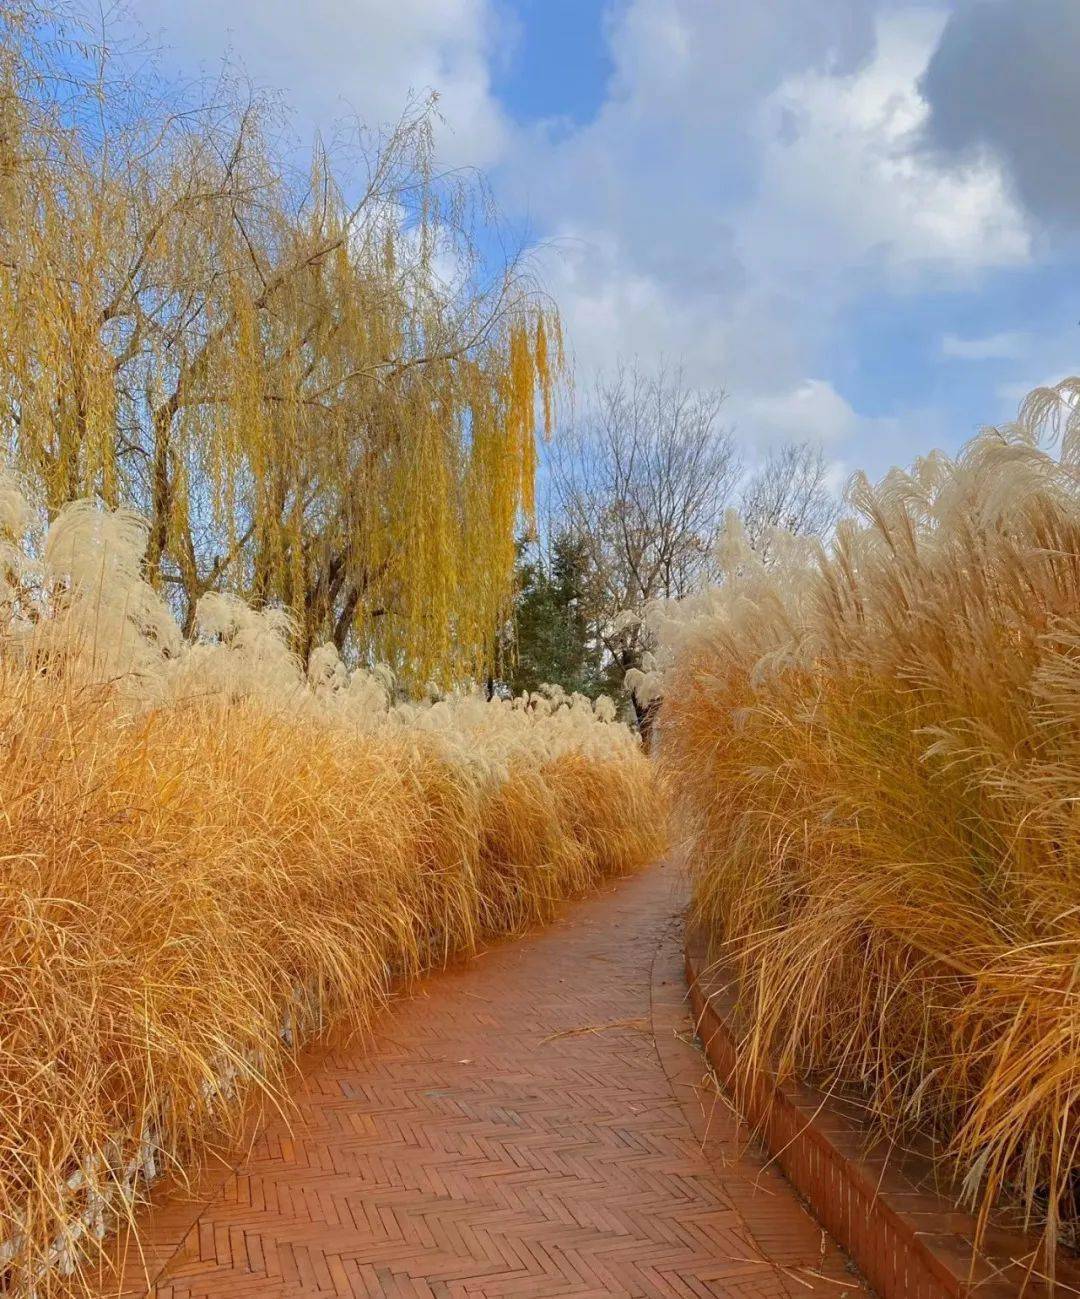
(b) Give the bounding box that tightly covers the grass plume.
[652,379,1080,1269]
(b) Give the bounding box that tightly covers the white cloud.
[503,3,1031,461]
[734,383,961,484]
[743,10,1031,282]
[941,331,1030,361]
[603,0,880,120]
[134,0,509,169]
[741,380,860,444]
[533,227,757,393]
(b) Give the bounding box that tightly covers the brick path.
[103,864,860,1298]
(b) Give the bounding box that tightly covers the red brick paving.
[101,864,860,1298]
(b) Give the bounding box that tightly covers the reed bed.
[649,380,1080,1266]
[0,485,665,1295]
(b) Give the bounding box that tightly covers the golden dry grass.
[0,674,664,1294]
[0,491,667,1294]
[652,381,1080,1269]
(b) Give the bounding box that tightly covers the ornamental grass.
[0,482,665,1295]
[652,380,1080,1271]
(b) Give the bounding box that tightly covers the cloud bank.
[129,0,1079,474]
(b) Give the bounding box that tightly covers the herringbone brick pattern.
[101,865,860,1297]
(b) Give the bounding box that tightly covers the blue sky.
[125,0,1080,483]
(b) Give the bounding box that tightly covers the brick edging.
[685,931,1076,1298]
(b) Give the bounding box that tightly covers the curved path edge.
[685,931,1078,1299]
[97,864,859,1298]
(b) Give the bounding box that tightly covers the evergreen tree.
[505,532,601,697]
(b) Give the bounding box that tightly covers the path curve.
[104,864,858,1298]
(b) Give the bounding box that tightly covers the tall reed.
[0,484,666,1295]
[652,380,1080,1266]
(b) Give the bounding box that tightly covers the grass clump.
[0,485,666,1295]
[651,380,1080,1266]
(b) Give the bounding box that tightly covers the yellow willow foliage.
[0,8,561,683]
[648,379,1080,1268]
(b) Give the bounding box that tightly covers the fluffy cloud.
[603,0,881,121]
[920,0,1080,230]
[134,0,509,169]
[734,382,957,486]
[510,2,1029,454]
[742,380,860,445]
[744,9,1030,281]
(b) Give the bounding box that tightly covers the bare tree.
[740,441,842,559]
[549,364,740,728]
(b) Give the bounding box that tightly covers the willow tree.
[0,2,560,683]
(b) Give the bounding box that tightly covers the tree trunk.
[146,408,173,586]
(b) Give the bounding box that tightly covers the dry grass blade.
[539,1017,649,1044]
